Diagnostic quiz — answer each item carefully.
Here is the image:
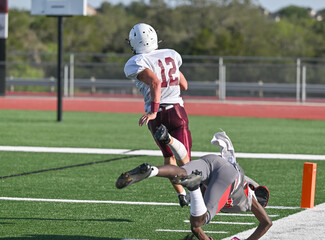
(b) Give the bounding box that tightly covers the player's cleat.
[178,192,190,207]
[172,170,203,191]
[154,124,171,144]
[231,237,240,240]
[116,163,152,189]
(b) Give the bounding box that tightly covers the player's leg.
[164,155,190,207]
[168,104,192,163]
[155,124,190,165]
[155,124,191,206]
[170,129,191,166]
[115,162,187,189]
[164,156,184,192]
[171,161,210,239]
[153,104,191,165]
[149,118,190,206]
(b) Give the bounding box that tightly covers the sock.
[168,136,188,161]
[177,189,186,196]
[190,188,207,217]
[148,166,158,178]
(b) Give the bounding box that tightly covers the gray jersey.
[181,154,253,223]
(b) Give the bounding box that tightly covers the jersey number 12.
[158,57,179,87]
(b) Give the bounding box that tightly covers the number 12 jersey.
[124,49,184,113]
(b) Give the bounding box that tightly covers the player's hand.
[139,112,157,126]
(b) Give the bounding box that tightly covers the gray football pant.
[181,154,238,223]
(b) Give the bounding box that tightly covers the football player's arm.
[137,68,161,126]
[179,71,188,91]
[190,213,211,240]
[246,197,272,240]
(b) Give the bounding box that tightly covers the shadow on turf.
[0,155,143,179]
[0,236,135,240]
[0,217,132,222]
[0,222,14,225]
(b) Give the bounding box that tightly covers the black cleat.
[178,192,190,207]
[116,163,152,189]
[154,124,171,145]
[172,170,203,191]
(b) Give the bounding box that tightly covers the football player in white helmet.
[128,23,158,54]
[124,23,192,207]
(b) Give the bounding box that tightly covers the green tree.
[6,1,325,59]
[277,5,312,19]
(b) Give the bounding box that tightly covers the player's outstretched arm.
[190,213,211,240]
[137,68,161,126]
[137,68,161,103]
[246,197,272,240]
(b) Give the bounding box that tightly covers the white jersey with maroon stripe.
[124,49,184,113]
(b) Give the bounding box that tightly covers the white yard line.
[217,213,279,217]
[0,146,325,160]
[156,229,228,234]
[0,197,297,210]
[184,220,255,225]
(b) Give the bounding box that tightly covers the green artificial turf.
[0,110,324,239]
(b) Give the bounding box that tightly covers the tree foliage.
[6,1,325,59]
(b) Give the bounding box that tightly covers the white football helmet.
[128,23,158,54]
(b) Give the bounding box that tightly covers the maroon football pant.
[148,104,192,160]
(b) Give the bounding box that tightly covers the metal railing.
[4,53,325,102]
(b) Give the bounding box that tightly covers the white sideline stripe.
[1,146,325,160]
[218,213,279,217]
[184,220,255,225]
[0,197,298,210]
[266,205,300,210]
[156,229,228,234]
